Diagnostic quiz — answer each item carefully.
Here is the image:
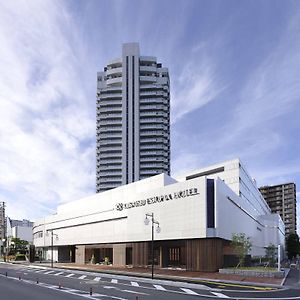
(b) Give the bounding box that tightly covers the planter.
[219,268,285,278]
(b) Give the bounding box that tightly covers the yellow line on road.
[199,280,277,290]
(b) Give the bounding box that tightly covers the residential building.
[96,43,170,193]
[259,183,297,236]
[33,159,284,271]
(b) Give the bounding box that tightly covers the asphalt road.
[1,263,300,299]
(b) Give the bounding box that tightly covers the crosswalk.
[13,266,227,298]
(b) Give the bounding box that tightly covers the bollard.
[19,276,21,280]
[58,283,61,289]
[90,287,92,296]
[5,272,7,277]
[36,278,39,284]
[135,297,139,300]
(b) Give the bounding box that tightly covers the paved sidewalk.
[24,262,285,287]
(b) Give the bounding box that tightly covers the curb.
[38,263,285,288]
[3,261,283,289]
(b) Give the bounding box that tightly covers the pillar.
[75,245,85,264]
[113,244,126,267]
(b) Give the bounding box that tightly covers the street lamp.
[46,230,58,268]
[144,213,160,279]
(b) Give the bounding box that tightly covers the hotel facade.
[33,159,284,272]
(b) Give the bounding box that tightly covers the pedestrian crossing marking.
[181,288,199,295]
[78,275,86,279]
[211,292,230,298]
[94,277,101,281]
[54,272,64,276]
[131,281,139,287]
[111,279,118,284]
[65,273,74,277]
[153,284,166,291]
[44,271,55,274]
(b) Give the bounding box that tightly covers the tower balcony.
[106,67,122,76]
[106,76,122,86]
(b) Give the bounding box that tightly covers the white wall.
[34,168,284,259]
[34,176,207,247]
[215,178,284,256]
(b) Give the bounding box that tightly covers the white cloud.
[0,1,95,221]
[170,36,228,123]
[171,59,224,123]
[171,9,300,197]
[221,11,300,145]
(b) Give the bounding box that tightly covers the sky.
[0,0,299,232]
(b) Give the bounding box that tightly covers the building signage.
[115,188,199,211]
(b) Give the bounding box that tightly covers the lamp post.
[144,213,160,280]
[47,230,58,268]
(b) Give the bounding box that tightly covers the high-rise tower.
[259,183,297,236]
[96,43,170,193]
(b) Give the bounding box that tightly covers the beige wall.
[112,244,126,266]
[75,245,85,264]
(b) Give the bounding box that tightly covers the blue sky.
[0,0,299,232]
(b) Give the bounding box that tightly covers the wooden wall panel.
[132,242,149,267]
[186,238,223,272]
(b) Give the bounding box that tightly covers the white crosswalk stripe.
[153,284,166,291]
[44,271,55,274]
[93,277,101,281]
[78,275,87,279]
[211,292,230,298]
[54,272,64,276]
[181,288,199,295]
[65,273,74,277]
[131,281,139,287]
[111,279,118,284]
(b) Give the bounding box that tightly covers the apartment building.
[259,183,297,235]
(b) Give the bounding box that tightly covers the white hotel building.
[33,159,284,272]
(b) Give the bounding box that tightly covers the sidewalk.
[24,262,285,287]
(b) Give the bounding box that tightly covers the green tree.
[231,233,252,267]
[265,243,276,267]
[286,233,300,260]
[10,238,29,254]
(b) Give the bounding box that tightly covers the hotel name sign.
[115,188,200,211]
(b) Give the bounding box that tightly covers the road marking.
[181,288,199,295]
[153,284,166,291]
[122,290,149,295]
[131,281,139,287]
[211,292,230,298]
[34,270,45,273]
[111,279,118,284]
[65,273,74,277]
[44,271,55,274]
[78,275,87,279]
[0,273,128,300]
[93,277,101,281]
[54,272,64,276]
[199,279,277,291]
